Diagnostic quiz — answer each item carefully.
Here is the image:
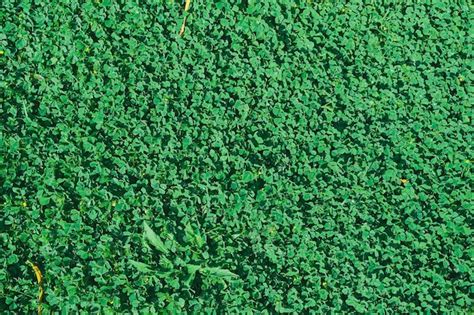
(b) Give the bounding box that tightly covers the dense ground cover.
[1,0,473,313]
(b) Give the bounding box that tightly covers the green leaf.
[39,196,50,206]
[15,39,27,49]
[242,171,254,183]
[184,223,205,248]
[201,267,238,279]
[183,264,201,287]
[129,260,152,273]
[187,264,201,274]
[143,222,169,254]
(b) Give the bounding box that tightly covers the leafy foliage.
[0,0,472,313]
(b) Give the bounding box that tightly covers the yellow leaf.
[26,261,44,315]
[26,260,43,284]
[179,17,188,36]
[184,0,191,11]
[179,0,191,36]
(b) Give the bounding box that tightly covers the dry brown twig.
[179,0,191,36]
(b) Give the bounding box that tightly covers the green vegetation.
[1,0,472,313]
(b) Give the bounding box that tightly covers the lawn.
[0,0,472,313]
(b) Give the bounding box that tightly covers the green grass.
[1,0,472,313]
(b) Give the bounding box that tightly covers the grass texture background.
[0,0,473,313]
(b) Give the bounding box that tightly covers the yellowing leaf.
[26,261,44,315]
[184,0,191,11]
[179,0,191,36]
[26,260,43,284]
